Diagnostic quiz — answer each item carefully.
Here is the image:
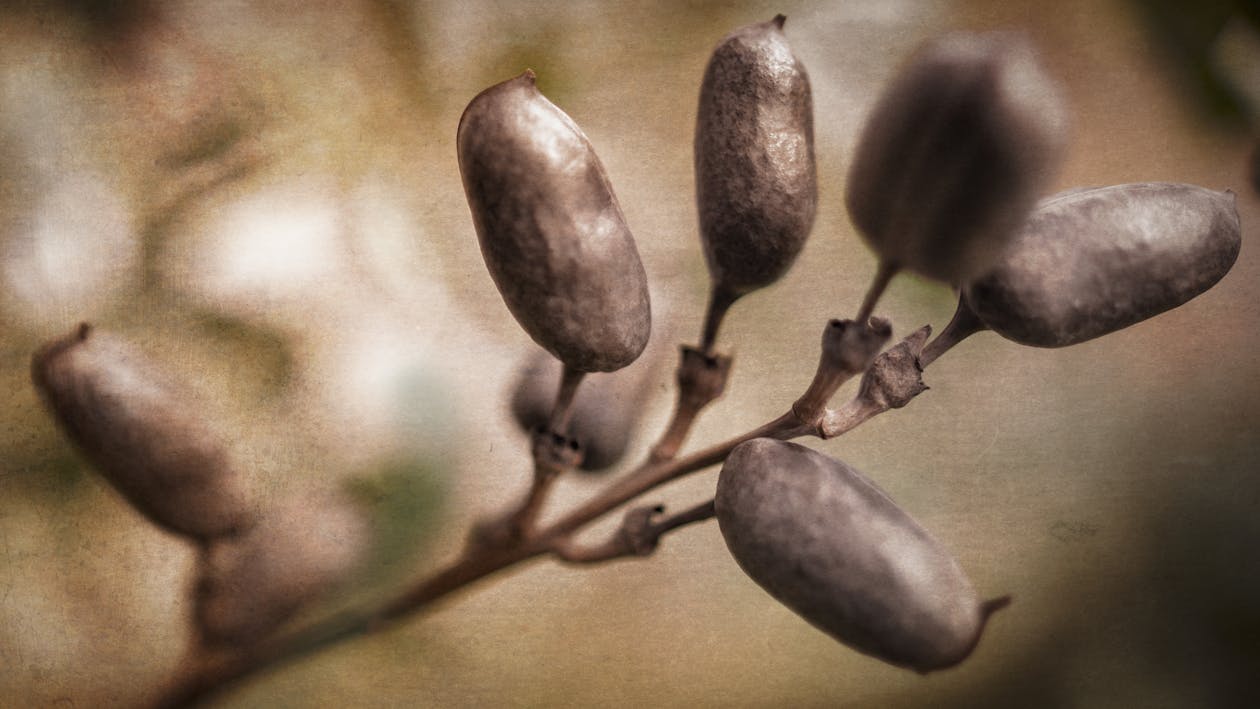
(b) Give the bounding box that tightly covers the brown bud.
[695,15,816,296]
[846,32,1067,283]
[458,71,651,373]
[31,324,253,540]
[716,439,1000,672]
[196,489,370,645]
[964,183,1241,347]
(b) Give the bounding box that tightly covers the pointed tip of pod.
[519,68,537,84]
[772,14,786,29]
[31,322,94,392]
[982,594,1013,618]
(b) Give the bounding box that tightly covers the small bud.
[965,183,1242,347]
[196,489,371,645]
[695,15,817,296]
[846,32,1067,283]
[458,71,651,373]
[31,324,254,540]
[716,439,1000,672]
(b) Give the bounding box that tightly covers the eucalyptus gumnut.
[695,14,816,297]
[31,323,254,540]
[458,70,651,373]
[716,438,1003,673]
[509,347,655,471]
[196,489,371,645]
[964,183,1242,347]
[846,32,1067,284]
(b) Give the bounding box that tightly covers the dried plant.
[21,13,1245,707]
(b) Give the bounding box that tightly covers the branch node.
[792,317,891,426]
[650,346,733,462]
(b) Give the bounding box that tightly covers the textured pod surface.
[716,438,988,672]
[965,183,1241,347]
[196,490,370,645]
[31,324,253,539]
[510,346,654,471]
[695,15,816,296]
[846,32,1067,283]
[458,71,651,373]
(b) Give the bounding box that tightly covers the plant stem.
[919,296,987,367]
[549,364,585,433]
[649,346,732,462]
[153,315,916,707]
[699,284,739,355]
[856,261,898,326]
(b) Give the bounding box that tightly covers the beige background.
[1,0,1258,706]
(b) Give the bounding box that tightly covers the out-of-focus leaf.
[344,456,446,589]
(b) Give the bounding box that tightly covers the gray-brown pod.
[846,32,1067,284]
[196,489,370,645]
[716,438,996,672]
[510,347,655,471]
[695,15,816,297]
[964,183,1241,347]
[458,71,651,373]
[31,324,253,540]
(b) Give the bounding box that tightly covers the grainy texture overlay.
[0,1,1257,707]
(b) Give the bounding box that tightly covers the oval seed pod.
[510,347,654,471]
[196,489,371,645]
[964,183,1241,347]
[716,438,998,673]
[695,15,817,297]
[846,32,1068,284]
[458,71,651,373]
[31,324,253,539]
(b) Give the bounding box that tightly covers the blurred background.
[1,0,1258,706]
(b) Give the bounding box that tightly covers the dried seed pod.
[31,324,253,539]
[458,71,651,373]
[196,490,370,645]
[964,183,1242,347]
[846,32,1067,284]
[509,347,654,471]
[716,438,1000,672]
[695,15,816,297]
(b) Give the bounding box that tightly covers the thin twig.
[153,316,922,707]
[699,284,739,355]
[856,260,898,326]
[552,499,717,564]
[919,296,987,367]
[649,346,732,462]
[548,365,586,433]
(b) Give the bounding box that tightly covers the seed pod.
[196,490,370,645]
[846,32,1067,284]
[716,438,999,672]
[31,324,253,539]
[458,70,651,373]
[695,15,816,297]
[510,347,654,471]
[964,183,1241,347]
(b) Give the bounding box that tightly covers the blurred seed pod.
[458,70,651,373]
[965,183,1241,347]
[846,32,1068,284]
[510,345,658,472]
[196,489,371,645]
[31,324,254,540]
[716,438,1001,673]
[695,15,816,297]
